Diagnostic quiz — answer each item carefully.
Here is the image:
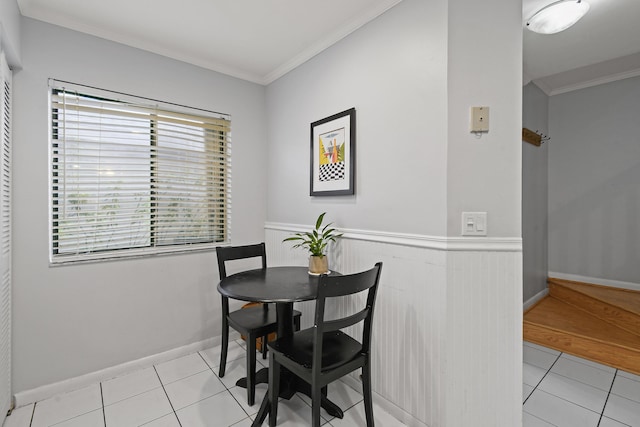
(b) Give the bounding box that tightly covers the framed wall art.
[309,108,355,196]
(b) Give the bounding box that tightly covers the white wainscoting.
[266,223,523,427]
[446,249,523,427]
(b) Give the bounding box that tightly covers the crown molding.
[547,67,640,96]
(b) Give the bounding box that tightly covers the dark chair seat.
[227,304,279,334]
[268,328,363,372]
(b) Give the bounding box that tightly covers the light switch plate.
[470,106,489,132]
[462,212,487,236]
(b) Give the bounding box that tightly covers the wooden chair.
[267,262,383,426]
[217,243,301,406]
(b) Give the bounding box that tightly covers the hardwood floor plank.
[549,278,640,316]
[524,292,640,376]
[548,279,640,336]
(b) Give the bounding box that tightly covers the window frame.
[48,80,231,265]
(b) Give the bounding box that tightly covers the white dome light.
[526,0,590,35]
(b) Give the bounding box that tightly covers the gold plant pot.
[309,255,329,275]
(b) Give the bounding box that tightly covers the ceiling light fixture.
[526,0,590,35]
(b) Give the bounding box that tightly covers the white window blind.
[50,81,231,264]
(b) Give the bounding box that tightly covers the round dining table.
[217,266,343,426]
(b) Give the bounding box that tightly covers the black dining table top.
[218,266,335,304]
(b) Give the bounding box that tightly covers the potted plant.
[283,212,343,274]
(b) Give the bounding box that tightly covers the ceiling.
[523,0,640,94]
[16,0,640,93]
[16,0,403,85]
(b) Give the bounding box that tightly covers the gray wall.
[266,0,522,239]
[446,0,522,238]
[548,75,640,284]
[12,17,267,392]
[522,83,549,301]
[266,0,448,236]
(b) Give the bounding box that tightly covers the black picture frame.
[309,108,355,196]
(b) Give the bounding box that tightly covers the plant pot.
[309,255,329,275]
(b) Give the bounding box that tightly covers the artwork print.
[310,108,355,196]
[318,128,346,182]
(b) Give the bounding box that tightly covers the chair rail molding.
[265,222,522,252]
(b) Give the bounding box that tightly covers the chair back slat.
[216,243,267,279]
[322,308,369,333]
[317,266,380,298]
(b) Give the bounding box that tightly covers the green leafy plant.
[283,212,343,257]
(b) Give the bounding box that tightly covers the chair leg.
[219,316,229,378]
[268,352,280,427]
[247,333,257,406]
[362,363,375,427]
[311,384,322,427]
[262,334,268,359]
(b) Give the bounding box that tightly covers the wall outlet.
[462,212,487,236]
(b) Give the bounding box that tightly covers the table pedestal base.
[236,368,344,426]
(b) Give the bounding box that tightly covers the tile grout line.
[152,365,183,427]
[596,369,618,427]
[196,349,256,423]
[544,358,618,394]
[522,351,562,406]
[528,387,606,423]
[560,354,619,375]
[28,401,36,427]
[100,383,106,427]
[523,411,560,427]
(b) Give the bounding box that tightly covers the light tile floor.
[3,339,407,427]
[523,341,640,427]
[4,340,640,426]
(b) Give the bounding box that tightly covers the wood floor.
[524,278,640,375]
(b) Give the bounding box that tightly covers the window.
[50,81,231,264]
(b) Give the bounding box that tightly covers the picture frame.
[310,108,355,196]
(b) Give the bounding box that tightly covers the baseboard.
[13,333,238,408]
[524,288,549,312]
[340,375,429,427]
[549,272,640,292]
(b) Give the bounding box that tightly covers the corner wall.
[265,4,448,422]
[266,0,523,425]
[12,17,267,393]
[445,1,522,425]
